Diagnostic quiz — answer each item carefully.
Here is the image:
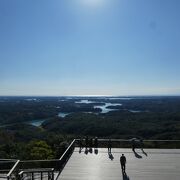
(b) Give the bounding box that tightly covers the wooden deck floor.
[58,148,180,180]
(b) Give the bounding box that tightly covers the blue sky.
[0,0,180,96]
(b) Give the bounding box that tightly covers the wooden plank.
[58,148,180,180]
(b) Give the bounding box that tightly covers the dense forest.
[0,96,180,159]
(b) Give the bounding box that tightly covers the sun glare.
[80,0,104,7]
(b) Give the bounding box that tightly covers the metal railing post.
[52,169,54,180]
[6,160,20,180]
[32,172,34,180]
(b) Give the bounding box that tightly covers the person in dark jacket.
[89,138,93,148]
[108,139,112,153]
[85,136,89,149]
[94,137,98,149]
[120,154,126,173]
[79,138,83,152]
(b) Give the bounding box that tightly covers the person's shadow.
[108,152,114,160]
[94,149,98,155]
[122,172,130,180]
[141,149,148,156]
[133,150,142,159]
[85,148,89,155]
[79,146,83,153]
[89,148,93,154]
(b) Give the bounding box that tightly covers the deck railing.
[0,160,18,170]
[55,139,76,180]
[3,139,76,180]
[18,168,54,180]
[7,160,20,180]
[75,139,180,149]
[0,160,19,180]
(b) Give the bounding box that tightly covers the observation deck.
[58,148,180,180]
[1,139,180,180]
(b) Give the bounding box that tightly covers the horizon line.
[0,94,180,97]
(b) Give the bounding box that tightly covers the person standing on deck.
[120,154,126,173]
[79,138,83,152]
[131,138,136,152]
[94,137,98,149]
[108,139,112,153]
[85,136,89,149]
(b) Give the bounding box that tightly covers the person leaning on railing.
[85,136,89,149]
[94,137,98,149]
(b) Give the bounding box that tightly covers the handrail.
[54,139,76,180]
[19,168,54,176]
[0,159,18,161]
[20,159,59,163]
[59,139,76,160]
[18,159,60,172]
[0,170,10,173]
[143,140,180,142]
[7,160,20,179]
[19,168,54,180]
[0,175,7,179]
[84,138,180,142]
[19,168,54,174]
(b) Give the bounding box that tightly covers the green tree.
[26,140,54,160]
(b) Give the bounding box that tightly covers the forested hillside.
[0,96,180,159]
